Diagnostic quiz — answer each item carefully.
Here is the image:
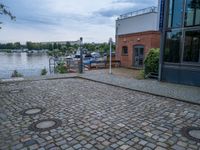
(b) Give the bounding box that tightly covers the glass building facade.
[160,0,200,86]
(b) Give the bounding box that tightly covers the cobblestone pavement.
[0,78,200,150]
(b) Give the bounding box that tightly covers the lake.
[0,52,50,79]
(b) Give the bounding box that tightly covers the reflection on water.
[0,52,50,78]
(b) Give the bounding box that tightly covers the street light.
[109,38,112,74]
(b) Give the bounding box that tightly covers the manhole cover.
[20,107,46,116]
[181,127,200,142]
[28,119,62,132]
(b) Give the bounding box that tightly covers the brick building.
[116,7,161,68]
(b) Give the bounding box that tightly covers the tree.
[0,3,16,29]
[14,42,21,49]
[53,43,58,49]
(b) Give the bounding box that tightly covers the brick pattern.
[116,31,160,68]
[0,79,200,150]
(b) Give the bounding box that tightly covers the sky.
[0,0,158,43]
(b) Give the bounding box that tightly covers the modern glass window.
[195,0,200,25]
[164,30,182,63]
[122,46,128,55]
[185,0,200,26]
[168,0,183,28]
[183,30,200,63]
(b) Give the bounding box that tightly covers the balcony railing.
[117,6,158,20]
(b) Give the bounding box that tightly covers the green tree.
[6,43,13,49]
[26,41,33,50]
[53,43,58,49]
[0,3,16,29]
[14,42,21,49]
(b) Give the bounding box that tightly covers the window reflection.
[183,30,200,62]
[164,30,182,63]
[185,0,200,26]
[168,0,183,28]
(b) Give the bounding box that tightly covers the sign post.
[109,38,112,74]
[79,37,83,74]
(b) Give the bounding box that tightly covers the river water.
[0,52,50,79]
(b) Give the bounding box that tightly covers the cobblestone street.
[0,78,200,150]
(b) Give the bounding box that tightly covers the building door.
[133,46,144,67]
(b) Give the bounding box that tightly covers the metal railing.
[117,6,158,20]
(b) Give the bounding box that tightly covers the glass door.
[133,46,144,67]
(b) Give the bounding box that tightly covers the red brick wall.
[116,31,160,68]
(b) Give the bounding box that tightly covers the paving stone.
[96,137,106,142]
[155,146,167,150]
[73,144,82,149]
[120,145,130,150]
[23,140,38,147]
[84,143,93,149]
[29,144,39,150]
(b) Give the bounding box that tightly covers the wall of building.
[116,12,159,36]
[116,31,160,68]
[160,0,200,86]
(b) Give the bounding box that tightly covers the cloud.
[95,0,157,17]
[0,0,158,43]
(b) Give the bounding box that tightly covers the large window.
[185,0,200,26]
[164,30,182,62]
[168,0,184,28]
[183,30,200,63]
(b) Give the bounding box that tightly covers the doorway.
[133,45,144,67]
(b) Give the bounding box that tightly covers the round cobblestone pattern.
[29,119,62,132]
[0,78,200,150]
[182,127,200,143]
[20,107,46,116]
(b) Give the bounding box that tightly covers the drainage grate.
[181,127,200,142]
[20,107,46,116]
[28,119,62,132]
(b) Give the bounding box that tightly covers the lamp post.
[79,37,83,74]
[109,38,112,74]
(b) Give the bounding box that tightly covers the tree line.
[0,41,115,54]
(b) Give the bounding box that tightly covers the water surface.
[0,52,50,78]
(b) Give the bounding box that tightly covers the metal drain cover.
[182,127,200,142]
[28,119,62,132]
[20,107,46,116]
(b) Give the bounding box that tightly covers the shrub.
[11,70,23,78]
[55,62,68,74]
[144,48,160,75]
[41,68,47,76]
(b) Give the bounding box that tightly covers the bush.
[11,70,23,78]
[144,48,160,75]
[41,68,47,76]
[55,62,68,74]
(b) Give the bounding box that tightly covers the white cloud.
[0,0,158,43]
